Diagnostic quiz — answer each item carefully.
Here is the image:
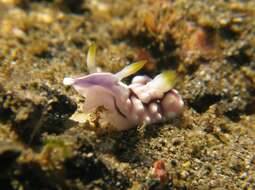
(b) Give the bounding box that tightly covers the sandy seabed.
[0,0,254,189]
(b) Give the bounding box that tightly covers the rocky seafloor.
[0,0,254,189]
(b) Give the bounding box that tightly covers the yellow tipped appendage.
[87,44,97,73]
[115,60,147,80]
[150,70,177,93]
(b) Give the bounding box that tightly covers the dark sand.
[0,0,254,189]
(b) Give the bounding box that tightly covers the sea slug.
[63,45,183,131]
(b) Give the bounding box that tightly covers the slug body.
[63,45,183,131]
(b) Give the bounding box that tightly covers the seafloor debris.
[0,0,254,189]
[143,160,171,190]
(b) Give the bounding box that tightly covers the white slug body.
[63,45,184,131]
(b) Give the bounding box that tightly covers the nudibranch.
[63,45,184,131]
